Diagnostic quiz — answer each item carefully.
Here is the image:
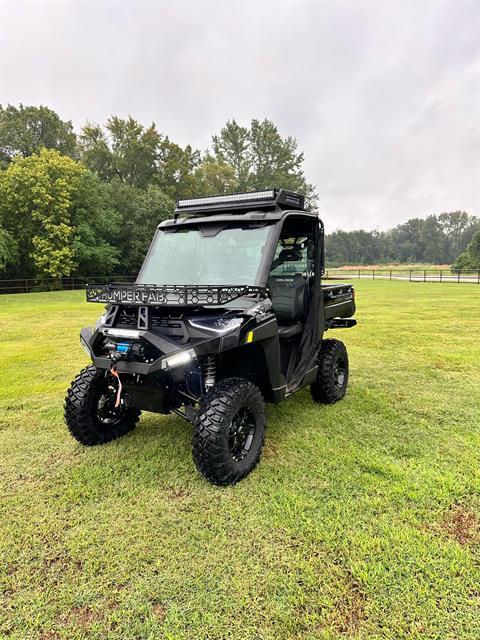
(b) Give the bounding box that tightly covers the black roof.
[159,209,318,230]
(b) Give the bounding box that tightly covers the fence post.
[478,270,480,285]
[24,279,28,293]
[389,270,392,280]
[409,270,412,282]
[358,269,361,279]
[458,271,461,283]
[440,270,442,283]
[424,269,426,282]
[373,269,375,280]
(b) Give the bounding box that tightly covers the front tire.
[65,365,140,445]
[310,339,349,404]
[193,378,266,486]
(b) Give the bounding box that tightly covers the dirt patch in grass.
[39,632,61,640]
[57,606,101,630]
[262,442,280,459]
[152,602,167,620]
[330,571,366,636]
[166,486,188,500]
[442,505,480,546]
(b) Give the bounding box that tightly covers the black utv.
[65,189,356,485]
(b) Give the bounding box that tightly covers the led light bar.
[178,190,275,209]
[175,188,305,216]
[102,328,141,339]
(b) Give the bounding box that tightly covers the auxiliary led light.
[161,349,196,370]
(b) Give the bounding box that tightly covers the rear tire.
[310,339,349,404]
[65,365,140,445]
[193,378,266,486]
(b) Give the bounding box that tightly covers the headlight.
[161,348,196,370]
[188,317,244,335]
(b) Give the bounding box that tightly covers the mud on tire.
[193,378,266,486]
[65,365,140,445]
[310,338,349,404]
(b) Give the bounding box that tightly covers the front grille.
[150,317,182,330]
[150,310,186,340]
[116,307,138,328]
[113,305,186,340]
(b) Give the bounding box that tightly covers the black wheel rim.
[333,356,347,388]
[96,386,124,426]
[228,407,256,461]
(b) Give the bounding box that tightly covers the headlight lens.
[188,316,244,335]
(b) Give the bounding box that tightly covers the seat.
[268,275,307,341]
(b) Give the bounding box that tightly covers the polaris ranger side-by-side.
[65,189,356,485]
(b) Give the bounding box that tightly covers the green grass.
[0,281,479,640]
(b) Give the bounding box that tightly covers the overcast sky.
[1,0,479,230]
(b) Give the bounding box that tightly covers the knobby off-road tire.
[65,365,140,445]
[193,378,266,486]
[310,339,349,404]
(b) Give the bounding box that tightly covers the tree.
[211,118,318,209]
[452,231,480,271]
[70,172,120,276]
[0,225,17,272]
[0,149,119,279]
[419,215,449,264]
[155,139,201,200]
[80,116,161,189]
[0,104,77,164]
[438,211,478,260]
[325,229,388,266]
[125,185,175,273]
[248,119,311,196]
[0,148,81,277]
[193,155,237,196]
[80,117,204,200]
[103,181,174,275]
[212,120,250,189]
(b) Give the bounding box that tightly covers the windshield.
[137,224,272,286]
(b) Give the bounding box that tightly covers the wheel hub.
[96,389,123,425]
[228,407,256,461]
[333,358,346,388]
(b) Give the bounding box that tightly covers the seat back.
[268,275,307,324]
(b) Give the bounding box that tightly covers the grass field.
[0,281,479,640]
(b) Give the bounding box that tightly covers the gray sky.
[1,0,479,230]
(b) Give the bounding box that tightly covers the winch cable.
[110,366,123,408]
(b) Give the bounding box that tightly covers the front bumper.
[80,322,247,376]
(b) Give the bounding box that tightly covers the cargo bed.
[322,283,356,329]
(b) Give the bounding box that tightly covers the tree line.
[0,105,315,280]
[326,213,479,268]
[0,104,477,281]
